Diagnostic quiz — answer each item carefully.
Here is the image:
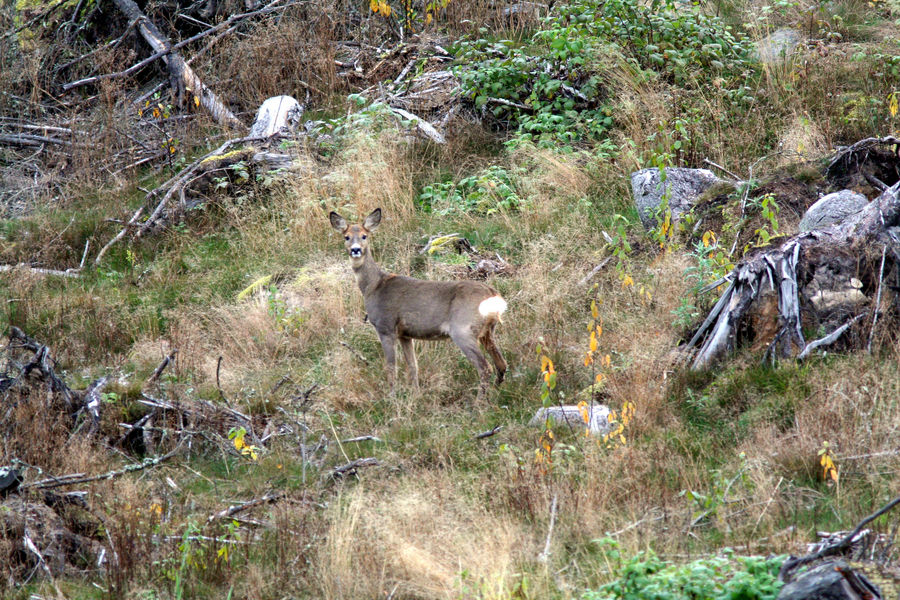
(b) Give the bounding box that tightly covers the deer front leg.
[377,332,397,394]
[398,337,419,391]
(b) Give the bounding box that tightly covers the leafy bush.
[586,548,784,600]
[452,0,757,150]
[417,165,524,214]
[569,0,756,86]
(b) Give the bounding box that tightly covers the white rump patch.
[478,295,508,318]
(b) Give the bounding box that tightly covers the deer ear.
[329,211,347,232]
[364,208,382,231]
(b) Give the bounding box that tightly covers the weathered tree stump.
[687,180,900,368]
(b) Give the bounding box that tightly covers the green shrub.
[586,548,784,600]
[452,0,757,150]
[417,165,523,214]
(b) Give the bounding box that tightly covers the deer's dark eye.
[362,235,367,240]
[344,236,350,241]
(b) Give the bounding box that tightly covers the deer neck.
[351,249,387,297]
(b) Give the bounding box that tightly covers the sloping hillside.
[2,0,900,598]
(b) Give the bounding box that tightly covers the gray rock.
[631,168,721,229]
[755,28,803,64]
[799,190,868,232]
[778,560,880,600]
[529,404,612,435]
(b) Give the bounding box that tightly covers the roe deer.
[330,208,507,400]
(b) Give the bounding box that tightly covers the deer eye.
[344,236,350,241]
[362,235,367,240]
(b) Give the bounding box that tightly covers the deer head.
[329,208,381,267]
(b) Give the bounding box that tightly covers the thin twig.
[330,457,379,478]
[146,349,177,386]
[578,256,613,286]
[22,444,183,491]
[537,494,558,563]
[797,313,866,360]
[341,435,383,444]
[473,425,503,440]
[702,157,741,181]
[205,491,284,525]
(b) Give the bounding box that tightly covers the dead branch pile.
[0,326,329,585]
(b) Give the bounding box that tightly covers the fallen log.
[109,0,243,129]
[687,180,900,369]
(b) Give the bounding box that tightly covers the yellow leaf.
[370,0,379,11]
[590,300,599,319]
[597,323,602,337]
[194,95,200,108]
[890,92,898,118]
[595,372,604,383]
[590,331,598,352]
[602,354,611,368]
[584,354,593,366]
[577,401,589,424]
[425,11,432,24]
[622,274,634,288]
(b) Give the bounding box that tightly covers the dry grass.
[318,474,527,600]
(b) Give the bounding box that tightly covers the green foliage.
[452,0,756,150]
[585,546,784,600]
[452,34,614,150]
[680,454,751,526]
[417,165,524,215]
[675,231,733,328]
[569,0,756,86]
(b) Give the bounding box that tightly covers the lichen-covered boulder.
[631,168,721,229]
[799,190,868,232]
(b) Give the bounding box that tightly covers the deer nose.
[349,245,362,257]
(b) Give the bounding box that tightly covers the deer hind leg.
[398,337,419,391]
[377,332,398,393]
[479,322,507,385]
[450,327,491,401]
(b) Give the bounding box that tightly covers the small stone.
[755,29,803,65]
[529,404,612,435]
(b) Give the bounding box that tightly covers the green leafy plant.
[418,165,524,215]
[587,544,784,600]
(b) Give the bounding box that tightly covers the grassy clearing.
[3,0,900,598]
